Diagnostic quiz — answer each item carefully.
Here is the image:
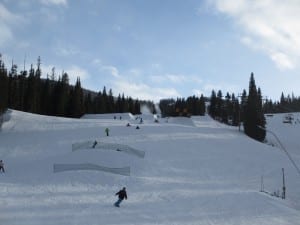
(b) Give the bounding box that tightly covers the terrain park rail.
[72,141,145,158]
[53,163,130,176]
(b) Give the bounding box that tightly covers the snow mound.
[81,112,133,120]
[167,116,196,127]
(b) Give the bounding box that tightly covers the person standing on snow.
[0,160,5,173]
[114,187,127,207]
[105,127,110,136]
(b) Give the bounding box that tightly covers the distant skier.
[92,140,97,148]
[105,127,110,136]
[0,160,5,173]
[114,187,127,207]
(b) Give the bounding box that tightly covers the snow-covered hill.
[0,110,300,225]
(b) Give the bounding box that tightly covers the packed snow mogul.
[0,160,5,173]
[114,187,127,207]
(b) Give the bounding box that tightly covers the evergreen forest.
[0,56,145,117]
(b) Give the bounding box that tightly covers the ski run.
[1,109,300,225]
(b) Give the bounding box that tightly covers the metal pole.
[282,168,286,199]
[238,109,241,131]
[260,175,264,192]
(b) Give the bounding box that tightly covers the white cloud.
[151,63,162,70]
[202,82,239,97]
[270,52,294,70]
[0,24,13,47]
[203,83,222,93]
[166,74,187,83]
[210,0,247,15]
[41,64,89,84]
[92,59,120,78]
[192,89,204,96]
[208,0,300,70]
[0,3,21,23]
[149,75,165,84]
[150,74,202,84]
[91,60,203,101]
[101,66,120,78]
[112,80,180,102]
[90,60,180,101]
[55,47,79,57]
[40,0,68,6]
[128,68,141,77]
[65,65,89,83]
[0,3,23,47]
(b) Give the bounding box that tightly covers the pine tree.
[107,89,115,113]
[94,91,104,113]
[84,93,93,113]
[134,100,141,114]
[240,89,247,124]
[121,94,127,112]
[216,90,223,120]
[256,88,266,140]
[231,94,239,126]
[40,77,51,115]
[7,62,18,110]
[69,77,84,117]
[53,73,69,116]
[0,55,8,113]
[209,90,217,118]
[128,97,134,114]
[17,69,27,111]
[101,86,108,113]
[199,94,206,116]
[116,94,122,113]
[24,64,40,113]
[243,73,266,142]
[36,56,42,78]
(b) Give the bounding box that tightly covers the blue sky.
[1,0,300,102]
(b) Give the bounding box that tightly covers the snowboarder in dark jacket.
[114,187,127,207]
[92,140,97,148]
[0,160,5,173]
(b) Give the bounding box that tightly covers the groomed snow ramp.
[72,141,145,158]
[72,141,94,151]
[53,163,130,176]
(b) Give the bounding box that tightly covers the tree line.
[159,72,300,142]
[0,55,144,117]
[207,72,300,142]
[159,95,206,118]
[159,73,267,142]
[207,73,266,141]
[263,93,300,114]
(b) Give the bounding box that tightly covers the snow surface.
[0,109,300,225]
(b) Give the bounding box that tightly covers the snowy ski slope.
[0,109,300,225]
